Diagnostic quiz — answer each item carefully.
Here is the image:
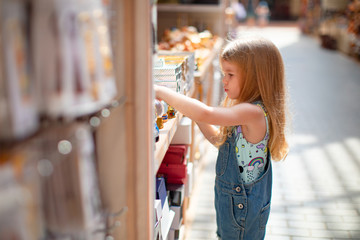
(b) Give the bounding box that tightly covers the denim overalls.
[214,130,272,240]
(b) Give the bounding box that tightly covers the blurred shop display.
[0,0,121,238]
[157,0,227,39]
[158,26,218,71]
[0,124,105,239]
[299,0,322,34]
[347,0,360,59]
[300,0,360,61]
[31,0,117,119]
[0,0,117,141]
[255,1,270,27]
[0,0,38,140]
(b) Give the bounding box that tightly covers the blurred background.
[0,0,359,239]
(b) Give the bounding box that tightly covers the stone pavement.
[184,26,360,240]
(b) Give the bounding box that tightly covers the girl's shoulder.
[253,101,268,117]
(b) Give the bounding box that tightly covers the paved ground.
[184,26,360,240]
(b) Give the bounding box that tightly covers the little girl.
[155,36,289,240]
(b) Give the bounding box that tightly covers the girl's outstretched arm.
[155,85,210,123]
[154,85,264,128]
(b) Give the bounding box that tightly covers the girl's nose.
[222,76,228,84]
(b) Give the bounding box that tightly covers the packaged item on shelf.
[154,62,182,93]
[170,205,183,230]
[157,145,188,184]
[167,184,185,207]
[0,0,39,140]
[163,145,188,165]
[156,177,167,208]
[157,51,195,93]
[40,124,104,238]
[154,199,162,224]
[160,196,175,240]
[32,0,117,119]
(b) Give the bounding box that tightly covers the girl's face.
[221,60,242,100]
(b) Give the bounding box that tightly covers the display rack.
[154,81,195,172]
[154,36,223,172]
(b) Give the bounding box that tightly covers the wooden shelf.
[157,3,223,13]
[154,112,183,172]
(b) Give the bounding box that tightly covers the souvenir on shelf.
[154,122,160,143]
[153,100,169,144]
[155,99,164,129]
[167,105,176,119]
[0,0,39,141]
[32,0,117,119]
[162,100,168,123]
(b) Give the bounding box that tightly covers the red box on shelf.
[158,144,188,184]
[163,144,188,164]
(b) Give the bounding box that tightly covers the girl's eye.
[228,73,234,77]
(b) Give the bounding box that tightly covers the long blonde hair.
[217,36,289,161]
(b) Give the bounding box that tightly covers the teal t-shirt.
[232,102,269,184]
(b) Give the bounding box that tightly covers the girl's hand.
[154,85,162,100]
[154,85,170,101]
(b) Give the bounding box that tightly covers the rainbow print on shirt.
[247,157,264,171]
